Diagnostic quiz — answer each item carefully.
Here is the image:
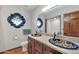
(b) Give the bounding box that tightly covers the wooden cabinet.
[34,40,43,54]
[64,22,70,36]
[28,37,35,54]
[43,45,62,54]
[64,11,79,37]
[28,37,62,54]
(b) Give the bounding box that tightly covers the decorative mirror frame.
[7,13,26,28]
[37,18,43,28]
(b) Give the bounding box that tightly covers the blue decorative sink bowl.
[49,38,79,50]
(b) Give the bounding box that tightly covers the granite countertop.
[28,34,79,54]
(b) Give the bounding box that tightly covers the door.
[64,11,79,37]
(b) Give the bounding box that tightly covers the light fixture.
[42,5,56,12]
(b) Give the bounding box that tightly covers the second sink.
[49,38,79,50]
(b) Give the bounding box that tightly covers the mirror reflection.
[46,16,61,35]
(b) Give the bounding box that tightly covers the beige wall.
[0,5,32,52]
[31,6,45,34]
[0,8,5,51]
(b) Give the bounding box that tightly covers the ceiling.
[25,5,41,12]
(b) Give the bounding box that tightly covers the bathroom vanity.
[28,35,79,54]
[28,35,62,54]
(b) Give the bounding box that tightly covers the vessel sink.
[49,38,79,50]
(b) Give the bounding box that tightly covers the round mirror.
[37,18,43,28]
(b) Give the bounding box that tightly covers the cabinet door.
[73,19,79,37]
[43,45,62,54]
[69,20,74,36]
[64,22,70,36]
[28,37,35,54]
[34,40,43,54]
[68,19,79,37]
[28,41,32,54]
[64,11,79,37]
[70,20,76,37]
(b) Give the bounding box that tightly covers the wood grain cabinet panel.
[34,40,43,54]
[43,45,62,54]
[64,22,70,36]
[28,37,35,54]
